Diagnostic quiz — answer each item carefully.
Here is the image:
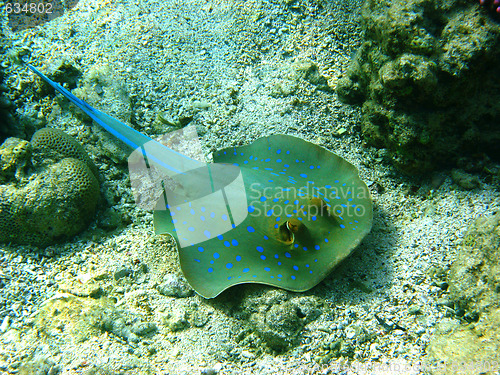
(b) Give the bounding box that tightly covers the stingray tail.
[27,64,199,174]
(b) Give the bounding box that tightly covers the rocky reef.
[0,128,100,247]
[336,0,500,173]
[426,211,500,372]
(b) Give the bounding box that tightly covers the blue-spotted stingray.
[28,64,373,298]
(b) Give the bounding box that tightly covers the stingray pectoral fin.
[170,134,372,298]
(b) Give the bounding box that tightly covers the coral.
[31,127,98,178]
[0,130,100,247]
[336,0,500,173]
[480,0,500,15]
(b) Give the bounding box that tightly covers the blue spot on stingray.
[309,165,314,169]
[273,198,279,202]
[260,196,267,202]
[286,151,290,154]
[325,238,329,243]
[300,173,307,178]
[263,235,269,240]
[276,217,281,222]
[188,227,195,232]
[210,260,214,264]
[213,253,220,259]
[306,264,310,267]
[247,226,255,233]
[264,267,271,272]
[274,254,279,258]
[190,209,195,215]
[294,244,299,248]
[314,245,320,250]
[311,216,317,221]
[204,230,211,238]
[217,234,223,240]
[195,259,200,262]
[172,219,177,224]
[291,275,296,280]
[303,247,308,251]
[277,149,282,154]
[257,246,264,253]
[228,276,232,280]
[222,214,228,221]
[224,241,230,247]
[335,180,339,183]
[274,224,279,229]
[200,216,206,221]
[248,205,255,213]
[208,268,213,273]
[198,247,205,252]
[284,164,290,168]
[236,255,242,261]
[243,268,249,273]
[325,185,332,189]
[176,207,181,211]
[277,159,282,163]
[232,239,239,246]
[266,209,274,216]
[278,274,283,278]
[210,212,216,218]
[265,168,273,171]
[226,263,233,269]
[265,158,271,162]
[285,252,291,258]
[278,261,282,265]
[296,159,299,163]
[293,265,299,271]
[260,255,266,260]
[244,160,249,164]
[182,221,187,225]
[340,224,346,229]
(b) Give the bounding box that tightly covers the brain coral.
[336,0,500,173]
[0,130,100,247]
[31,127,98,178]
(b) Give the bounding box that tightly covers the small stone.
[408,305,422,315]
[156,273,193,298]
[114,266,132,280]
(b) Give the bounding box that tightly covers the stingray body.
[28,64,373,298]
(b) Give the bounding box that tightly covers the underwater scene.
[0,0,499,373]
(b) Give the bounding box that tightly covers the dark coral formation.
[0,129,99,247]
[336,0,500,172]
[0,65,18,144]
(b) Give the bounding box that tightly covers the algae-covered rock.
[337,0,500,173]
[0,129,100,247]
[425,211,500,373]
[237,289,325,352]
[448,211,500,317]
[36,293,157,343]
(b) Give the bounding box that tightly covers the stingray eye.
[286,218,303,233]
